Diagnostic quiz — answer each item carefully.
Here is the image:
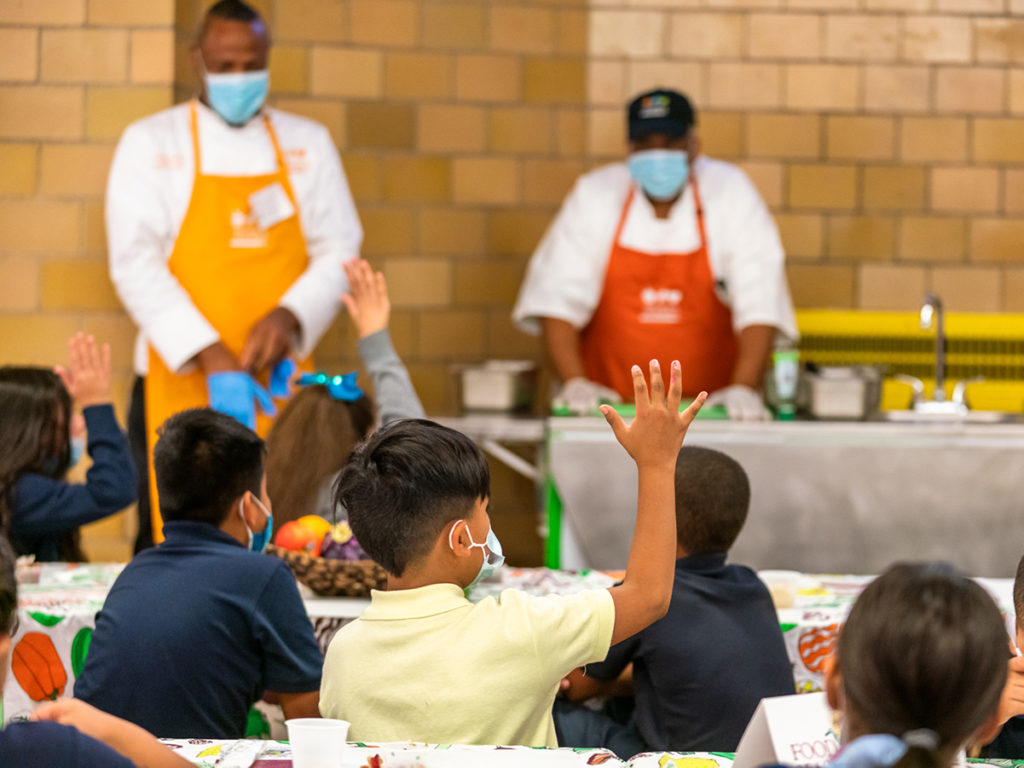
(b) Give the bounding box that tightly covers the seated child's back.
[320,362,707,746]
[75,408,322,738]
[578,446,794,751]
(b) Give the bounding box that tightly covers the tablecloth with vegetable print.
[3,565,1015,725]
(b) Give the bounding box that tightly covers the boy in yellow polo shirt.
[320,361,705,746]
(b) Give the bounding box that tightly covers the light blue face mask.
[450,521,505,590]
[627,149,689,201]
[70,436,85,467]
[239,496,273,554]
[205,69,269,126]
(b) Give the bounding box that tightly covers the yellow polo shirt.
[320,583,615,747]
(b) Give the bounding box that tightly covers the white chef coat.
[106,100,362,375]
[513,156,797,341]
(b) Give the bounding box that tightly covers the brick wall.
[588,0,1024,314]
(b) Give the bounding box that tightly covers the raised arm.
[603,360,705,645]
[343,258,425,423]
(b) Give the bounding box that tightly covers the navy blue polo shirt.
[586,552,796,752]
[983,717,1024,759]
[75,520,323,738]
[0,720,137,767]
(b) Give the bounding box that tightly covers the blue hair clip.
[297,371,365,402]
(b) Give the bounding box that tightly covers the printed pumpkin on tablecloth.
[12,632,67,702]
[798,624,840,674]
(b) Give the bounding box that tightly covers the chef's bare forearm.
[541,317,587,382]
[194,341,241,374]
[731,324,776,390]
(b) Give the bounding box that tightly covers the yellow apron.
[145,101,312,542]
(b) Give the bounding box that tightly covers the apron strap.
[263,114,288,173]
[613,187,636,246]
[188,100,202,175]
[690,174,709,252]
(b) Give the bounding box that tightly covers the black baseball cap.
[627,89,696,141]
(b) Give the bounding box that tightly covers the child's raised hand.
[55,333,111,409]
[600,360,706,468]
[341,258,390,340]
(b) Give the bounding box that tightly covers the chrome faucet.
[920,293,946,402]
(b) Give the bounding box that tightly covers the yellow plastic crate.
[795,310,1024,412]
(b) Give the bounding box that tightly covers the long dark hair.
[0,367,83,560]
[837,562,1008,768]
[0,535,16,635]
[265,385,374,526]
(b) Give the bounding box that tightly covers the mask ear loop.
[238,498,253,548]
[448,519,466,553]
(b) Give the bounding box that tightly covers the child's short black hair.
[333,419,490,577]
[154,408,265,527]
[674,446,750,555]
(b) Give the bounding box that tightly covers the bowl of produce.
[268,516,386,597]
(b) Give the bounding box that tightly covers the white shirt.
[512,156,797,341]
[106,100,362,375]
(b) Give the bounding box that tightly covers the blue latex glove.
[207,372,277,431]
[269,358,296,398]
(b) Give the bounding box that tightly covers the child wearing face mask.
[319,360,707,747]
[0,333,136,562]
[73,407,322,738]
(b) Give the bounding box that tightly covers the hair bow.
[297,371,364,402]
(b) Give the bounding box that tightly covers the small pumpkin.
[12,632,67,702]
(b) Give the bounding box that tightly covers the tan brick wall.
[589,2,1024,314]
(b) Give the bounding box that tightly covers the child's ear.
[824,653,842,711]
[239,491,264,532]
[447,519,473,558]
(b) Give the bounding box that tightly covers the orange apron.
[580,179,738,400]
[145,101,312,542]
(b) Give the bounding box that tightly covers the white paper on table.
[733,692,839,768]
[161,738,265,768]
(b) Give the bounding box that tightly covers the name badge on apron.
[249,182,296,230]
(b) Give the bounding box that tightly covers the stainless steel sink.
[878,410,1024,424]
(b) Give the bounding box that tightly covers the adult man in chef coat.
[107,0,361,549]
[513,89,796,420]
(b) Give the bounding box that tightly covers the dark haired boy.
[320,361,705,746]
[75,408,322,738]
[558,445,795,754]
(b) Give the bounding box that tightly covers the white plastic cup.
[286,718,349,768]
[759,569,801,610]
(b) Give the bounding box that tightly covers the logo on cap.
[639,94,671,120]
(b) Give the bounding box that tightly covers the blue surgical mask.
[70,436,85,467]
[205,69,269,126]
[627,149,689,201]
[450,521,505,590]
[239,497,273,554]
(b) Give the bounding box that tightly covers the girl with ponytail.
[824,562,1008,768]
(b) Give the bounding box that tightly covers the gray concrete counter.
[548,418,1024,576]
